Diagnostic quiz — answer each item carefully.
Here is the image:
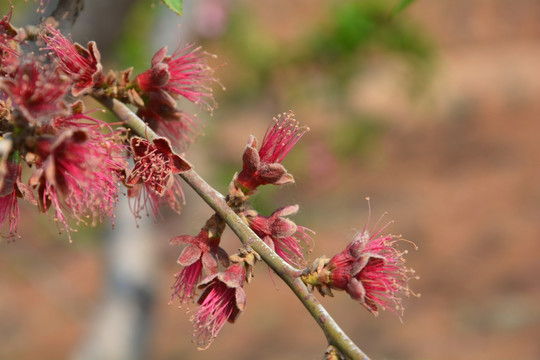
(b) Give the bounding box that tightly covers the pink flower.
[42,26,104,96]
[136,44,217,110]
[135,44,219,150]
[126,136,191,220]
[303,223,416,318]
[191,263,247,349]
[169,228,229,306]
[0,161,35,239]
[31,127,124,240]
[0,58,70,122]
[247,205,313,267]
[236,111,309,191]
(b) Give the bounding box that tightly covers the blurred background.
[1,0,539,359]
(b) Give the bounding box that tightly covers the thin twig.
[94,95,371,360]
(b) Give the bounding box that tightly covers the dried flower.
[169,220,229,306]
[303,221,416,318]
[236,111,308,192]
[247,205,313,267]
[191,263,247,350]
[43,26,104,96]
[126,136,191,220]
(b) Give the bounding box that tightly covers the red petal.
[170,234,197,245]
[201,252,218,275]
[218,264,245,288]
[131,137,151,157]
[170,154,191,173]
[270,217,297,238]
[153,137,173,154]
[177,244,202,266]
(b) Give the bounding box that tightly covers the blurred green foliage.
[309,1,431,65]
[330,115,385,160]
[113,0,158,73]
[219,0,432,100]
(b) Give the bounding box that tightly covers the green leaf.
[161,0,183,16]
[393,0,416,15]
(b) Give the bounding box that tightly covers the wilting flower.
[126,136,191,220]
[169,218,229,306]
[247,205,313,267]
[191,263,247,350]
[31,127,124,239]
[135,45,219,150]
[302,222,416,318]
[0,58,70,122]
[236,111,309,192]
[42,26,104,96]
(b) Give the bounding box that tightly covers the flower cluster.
[169,214,255,349]
[0,23,128,239]
[2,6,419,357]
[0,11,218,239]
[170,215,229,305]
[169,112,312,347]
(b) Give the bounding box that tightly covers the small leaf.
[161,0,183,16]
[393,0,416,15]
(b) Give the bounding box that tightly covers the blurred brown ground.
[1,0,539,359]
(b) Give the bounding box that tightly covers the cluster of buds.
[0,8,218,239]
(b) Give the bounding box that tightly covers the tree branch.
[50,0,85,25]
[94,96,370,360]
